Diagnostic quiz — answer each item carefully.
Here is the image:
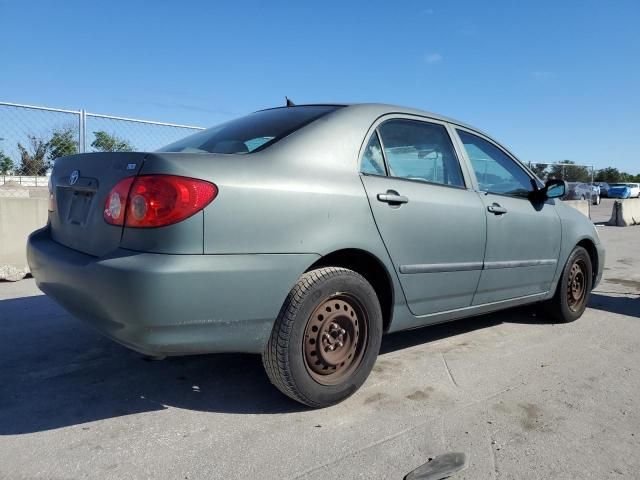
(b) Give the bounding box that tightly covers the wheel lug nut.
[340,328,346,335]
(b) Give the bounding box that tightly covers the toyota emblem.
[69,170,79,186]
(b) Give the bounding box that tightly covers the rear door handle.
[377,191,409,205]
[487,203,507,215]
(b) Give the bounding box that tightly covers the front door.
[360,118,487,316]
[454,129,562,304]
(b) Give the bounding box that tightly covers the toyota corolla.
[27,103,604,407]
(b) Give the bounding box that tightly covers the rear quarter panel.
[141,108,388,257]
[138,107,415,331]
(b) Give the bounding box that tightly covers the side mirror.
[529,179,566,203]
[544,179,566,199]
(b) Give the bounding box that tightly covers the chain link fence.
[0,101,205,188]
[528,162,595,184]
[528,162,597,218]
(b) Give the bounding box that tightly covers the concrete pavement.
[0,226,638,479]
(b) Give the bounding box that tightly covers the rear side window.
[158,105,342,154]
[361,132,386,175]
[376,119,465,187]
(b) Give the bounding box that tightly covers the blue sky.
[1,0,639,172]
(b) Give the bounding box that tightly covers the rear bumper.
[27,226,319,355]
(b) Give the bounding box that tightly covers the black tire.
[544,246,592,323]
[593,195,601,205]
[262,267,383,408]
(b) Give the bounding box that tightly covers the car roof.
[258,103,491,137]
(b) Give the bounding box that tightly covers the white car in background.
[626,183,640,198]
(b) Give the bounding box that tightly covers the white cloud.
[424,53,443,64]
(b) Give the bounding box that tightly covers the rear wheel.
[544,246,592,323]
[262,267,382,407]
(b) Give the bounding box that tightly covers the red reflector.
[104,175,217,228]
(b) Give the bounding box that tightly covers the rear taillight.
[104,177,134,225]
[104,175,217,228]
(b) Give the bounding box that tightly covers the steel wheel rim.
[303,293,368,385]
[567,259,587,312]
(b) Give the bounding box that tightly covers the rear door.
[453,128,561,304]
[360,117,486,316]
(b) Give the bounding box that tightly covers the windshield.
[158,105,342,154]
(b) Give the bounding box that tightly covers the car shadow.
[380,305,547,354]
[589,292,639,318]
[0,295,565,435]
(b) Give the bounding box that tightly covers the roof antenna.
[286,96,295,107]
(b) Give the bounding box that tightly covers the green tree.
[0,150,14,175]
[17,135,50,176]
[529,163,549,179]
[49,127,78,161]
[594,167,622,183]
[91,131,133,152]
[593,167,640,183]
[548,160,591,182]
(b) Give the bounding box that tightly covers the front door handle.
[487,203,507,215]
[377,191,409,205]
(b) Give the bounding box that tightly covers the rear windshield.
[158,105,342,154]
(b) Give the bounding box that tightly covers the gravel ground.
[0,226,638,480]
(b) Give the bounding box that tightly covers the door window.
[457,130,533,197]
[376,119,465,187]
[361,131,386,175]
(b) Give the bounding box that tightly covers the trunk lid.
[49,152,146,257]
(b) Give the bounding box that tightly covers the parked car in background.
[608,183,637,199]
[564,182,599,204]
[27,103,605,407]
[589,184,601,205]
[625,183,640,198]
[594,182,610,197]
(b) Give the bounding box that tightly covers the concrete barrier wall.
[562,200,590,217]
[0,197,48,280]
[607,199,640,227]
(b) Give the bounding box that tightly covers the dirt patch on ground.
[519,403,543,431]
[406,387,434,401]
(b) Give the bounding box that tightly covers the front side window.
[158,105,342,154]
[376,119,465,187]
[457,130,533,197]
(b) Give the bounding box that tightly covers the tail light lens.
[104,175,217,228]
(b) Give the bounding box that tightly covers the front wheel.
[543,246,592,323]
[262,267,383,407]
[593,195,601,205]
